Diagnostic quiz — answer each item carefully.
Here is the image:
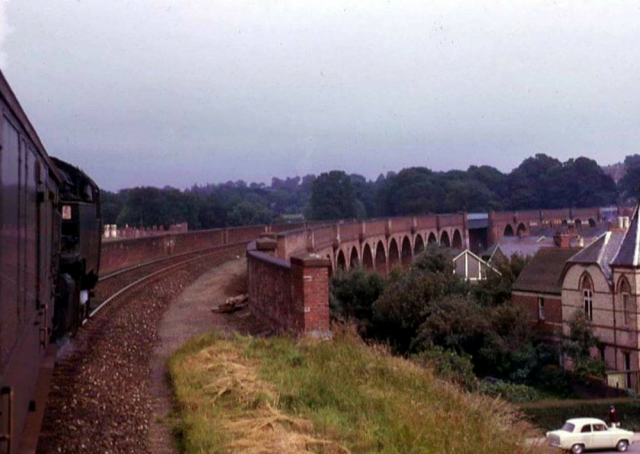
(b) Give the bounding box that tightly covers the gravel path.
[148,257,270,454]
[36,247,245,454]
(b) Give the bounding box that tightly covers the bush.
[330,267,385,336]
[478,380,540,403]
[413,346,478,391]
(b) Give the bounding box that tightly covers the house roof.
[512,247,582,295]
[483,241,550,261]
[566,231,626,282]
[611,205,640,267]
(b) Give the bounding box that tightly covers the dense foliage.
[329,246,583,401]
[102,153,631,228]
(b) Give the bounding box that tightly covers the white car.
[546,417,633,453]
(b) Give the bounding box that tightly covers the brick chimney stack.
[553,231,571,248]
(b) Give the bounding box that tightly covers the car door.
[579,424,594,449]
[591,423,611,449]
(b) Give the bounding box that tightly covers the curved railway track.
[87,241,248,320]
[35,242,248,454]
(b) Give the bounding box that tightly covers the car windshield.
[561,423,575,433]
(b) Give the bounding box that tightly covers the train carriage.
[0,70,62,454]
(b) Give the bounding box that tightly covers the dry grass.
[169,332,540,454]
[169,336,350,454]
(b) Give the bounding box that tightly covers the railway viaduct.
[99,205,634,337]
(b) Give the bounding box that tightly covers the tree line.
[102,153,640,228]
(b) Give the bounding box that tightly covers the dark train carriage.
[0,71,61,454]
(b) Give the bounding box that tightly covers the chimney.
[553,231,571,248]
[577,236,584,248]
[610,216,630,232]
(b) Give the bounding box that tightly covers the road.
[533,434,640,453]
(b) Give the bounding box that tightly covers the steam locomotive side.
[51,157,101,338]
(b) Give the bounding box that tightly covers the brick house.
[512,247,581,342]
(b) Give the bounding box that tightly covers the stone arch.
[401,236,413,266]
[574,219,582,230]
[414,234,425,255]
[589,218,596,228]
[362,243,374,270]
[618,275,631,294]
[516,223,527,237]
[427,232,438,245]
[375,241,387,275]
[349,246,359,269]
[504,224,514,237]
[336,250,347,271]
[452,229,463,249]
[388,238,400,269]
[440,231,451,247]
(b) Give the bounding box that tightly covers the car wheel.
[571,444,584,454]
[617,440,629,452]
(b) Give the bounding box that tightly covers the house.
[512,207,640,389]
[483,231,581,264]
[559,227,632,384]
[451,249,500,283]
[512,247,582,342]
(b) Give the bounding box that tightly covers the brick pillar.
[256,237,277,256]
[290,254,332,338]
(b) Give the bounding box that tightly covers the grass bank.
[168,332,539,454]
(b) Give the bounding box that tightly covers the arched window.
[619,276,632,326]
[581,274,594,321]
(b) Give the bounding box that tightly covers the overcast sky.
[1,0,639,190]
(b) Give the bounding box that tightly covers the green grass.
[168,332,539,454]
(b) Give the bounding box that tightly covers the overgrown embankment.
[168,332,539,454]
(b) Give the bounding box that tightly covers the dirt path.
[147,257,270,454]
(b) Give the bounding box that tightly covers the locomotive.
[0,70,102,454]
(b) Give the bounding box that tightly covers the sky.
[1,0,639,191]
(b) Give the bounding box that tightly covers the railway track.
[35,242,248,454]
[87,242,247,320]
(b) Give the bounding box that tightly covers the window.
[561,423,575,433]
[623,293,630,325]
[581,425,592,433]
[537,297,545,321]
[619,277,632,327]
[581,274,594,321]
[592,424,607,432]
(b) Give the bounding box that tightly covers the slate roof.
[482,241,550,261]
[611,205,640,267]
[566,231,626,283]
[512,247,582,295]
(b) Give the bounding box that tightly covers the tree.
[563,312,605,379]
[330,267,385,337]
[372,246,469,352]
[619,154,640,201]
[376,167,444,215]
[309,171,357,220]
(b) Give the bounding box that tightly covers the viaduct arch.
[247,206,616,336]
